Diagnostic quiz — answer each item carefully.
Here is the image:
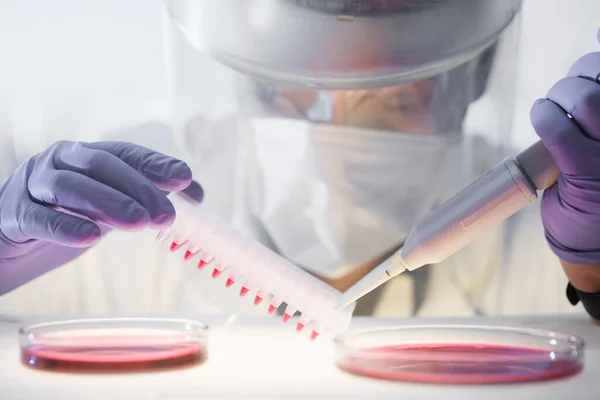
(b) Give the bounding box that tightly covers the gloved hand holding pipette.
[0,141,203,295]
[337,27,600,315]
[533,38,600,266]
[531,29,600,317]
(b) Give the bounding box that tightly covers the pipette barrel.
[389,140,559,275]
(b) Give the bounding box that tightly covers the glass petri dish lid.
[19,317,209,373]
[334,324,584,384]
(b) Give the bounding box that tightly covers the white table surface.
[0,313,598,399]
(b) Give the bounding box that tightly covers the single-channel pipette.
[336,140,559,309]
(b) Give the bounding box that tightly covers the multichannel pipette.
[157,193,357,340]
[336,140,560,309]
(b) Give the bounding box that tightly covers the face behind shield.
[238,53,493,276]
[163,0,523,312]
[245,118,464,276]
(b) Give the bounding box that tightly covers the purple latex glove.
[0,141,204,294]
[530,30,600,265]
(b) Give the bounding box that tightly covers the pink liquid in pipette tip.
[296,315,309,332]
[211,263,226,279]
[184,245,201,261]
[268,298,282,314]
[337,343,583,384]
[225,277,235,288]
[198,254,214,270]
[310,330,320,340]
[253,295,264,306]
[240,286,250,297]
[282,313,292,323]
[170,240,187,252]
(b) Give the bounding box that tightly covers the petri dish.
[19,318,208,373]
[334,325,584,384]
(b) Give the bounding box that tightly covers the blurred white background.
[511,0,600,148]
[0,0,598,152]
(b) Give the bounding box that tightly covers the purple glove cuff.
[544,232,600,265]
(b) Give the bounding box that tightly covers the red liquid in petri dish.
[22,336,206,373]
[337,343,583,384]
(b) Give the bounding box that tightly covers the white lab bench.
[0,313,598,399]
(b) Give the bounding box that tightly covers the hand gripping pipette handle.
[387,139,559,276]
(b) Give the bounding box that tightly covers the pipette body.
[337,140,559,308]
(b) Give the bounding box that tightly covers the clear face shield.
[162,0,523,298]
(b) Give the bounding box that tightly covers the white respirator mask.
[245,117,464,277]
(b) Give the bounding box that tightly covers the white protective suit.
[0,0,596,318]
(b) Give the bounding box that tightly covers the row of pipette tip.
[156,194,355,340]
[158,230,320,340]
